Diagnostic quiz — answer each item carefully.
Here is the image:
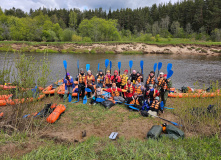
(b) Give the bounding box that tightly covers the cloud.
[0,0,179,12]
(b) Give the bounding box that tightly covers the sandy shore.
[5,43,221,55]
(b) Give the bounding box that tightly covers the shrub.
[83,37,92,42]
[60,28,75,42]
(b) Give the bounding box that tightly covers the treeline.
[0,0,221,42]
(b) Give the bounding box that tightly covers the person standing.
[76,68,86,100]
[111,70,121,88]
[63,72,74,102]
[160,74,172,106]
[145,71,156,88]
[96,70,104,88]
[130,70,138,84]
[86,70,95,98]
[104,70,111,88]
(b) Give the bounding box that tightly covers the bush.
[211,28,221,42]
[60,28,75,42]
[155,34,161,42]
[72,34,82,42]
[83,37,92,42]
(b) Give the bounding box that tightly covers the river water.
[1,52,221,89]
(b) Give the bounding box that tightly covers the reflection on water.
[0,52,221,89]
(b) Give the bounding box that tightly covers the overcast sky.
[0,0,179,12]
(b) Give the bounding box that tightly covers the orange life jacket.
[105,75,111,84]
[151,101,160,110]
[135,85,142,95]
[130,97,140,105]
[79,73,86,84]
[87,75,95,86]
[125,84,133,93]
[66,76,73,86]
[97,75,104,83]
[120,74,128,86]
[157,77,164,86]
[146,76,155,85]
[137,76,142,83]
[161,80,170,91]
[111,87,120,97]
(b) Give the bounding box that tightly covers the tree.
[69,11,77,29]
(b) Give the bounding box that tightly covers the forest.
[0,0,220,42]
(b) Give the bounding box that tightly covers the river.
[0,52,221,89]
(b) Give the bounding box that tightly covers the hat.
[133,70,136,73]
[67,72,70,76]
[99,70,103,72]
[80,68,84,72]
[163,74,167,77]
[160,72,164,75]
[137,72,140,74]
[149,84,153,87]
[150,71,155,74]
[106,70,110,73]
[114,70,118,73]
[155,97,159,101]
[87,70,91,73]
[124,69,128,73]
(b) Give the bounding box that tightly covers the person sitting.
[157,72,164,89]
[63,72,74,102]
[160,74,172,107]
[90,86,104,105]
[129,93,142,110]
[76,68,86,100]
[134,80,145,105]
[124,79,135,104]
[86,70,95,98]
[145,84,159,105]
[130,70,138,84]
[145,71,156,88]
[136,72,143,84]
[104,70,111,88]
[96,70,104,88]
[148,97,163,116]
[103,83,126,103]
[111,70,121,88]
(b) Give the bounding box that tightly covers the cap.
[160,72,164,75]
[149,84,153,87]
[124,69,128,73]
[106,70,110,73]
[155,97,159,101]
[163,74,167,77]
[133,70,136,73]
[67,72,70,76]
[99,70,103,72]
[80,68,84,72]
[114,70,118,73]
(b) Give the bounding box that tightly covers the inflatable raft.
[57,85,80,96]
[0,94,45,106]
[0,85,44,91]
[0,94,13,100]
[46,104,66,123]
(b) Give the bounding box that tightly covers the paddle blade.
[63,60,67,70]
[83,95,87,104]
[86,64,90,71]
[158,62,162,71]
[160,101,164,110]
[153,63,157,72]
[167,63,173,73]
[110,61,112,69]
[98,63,100,72]
[167,70,174,79]
[118,62,121,70]
[85,88,92,92]
[96,98,105,102]
[68,94,72,102]
[140,60,144,70]
[105,59,109,68]
[128,105,139,111]
[77,60,79,69]
[129,60,133,68]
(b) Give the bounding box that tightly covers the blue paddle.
[96,98,105,102]
[86,64,90,71]
[167,70,174,79]
[140,60,144,74]
[63,60,72,102]
[153,63,157,73]
[68,94,72,102]
[128,105,139,111]
[167,63,172,74]
[157,62,162,77]
[151,114,182,126]
[129,60,133,73]
[98,63,100,72]
[118,62,121,75]
[77,60,79,74]
[110,61,112,74]
[85,88,92,92]
[105,59,109,74]
[160,101,164,110]
[83,95,87,104]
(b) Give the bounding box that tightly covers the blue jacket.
[63,76,74,90]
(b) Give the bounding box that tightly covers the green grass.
[2,134,219,160]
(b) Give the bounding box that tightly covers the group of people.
[63,67,172,115]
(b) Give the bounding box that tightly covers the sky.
[0,0,179,12]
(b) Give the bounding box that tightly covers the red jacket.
[111,71,121,83]
[124,83,135,98]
